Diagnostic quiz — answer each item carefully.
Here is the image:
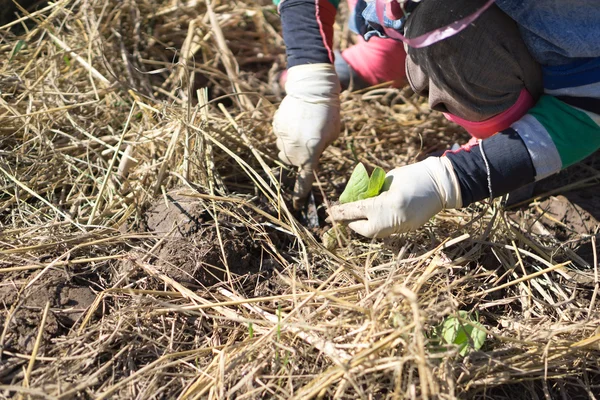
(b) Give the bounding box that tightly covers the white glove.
[327,157,463,238]
[273,64,341,209]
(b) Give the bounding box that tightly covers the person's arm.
[272,0,342,209]
[328,58,600,238]
[275,0,338,67]
[327,98,600,239]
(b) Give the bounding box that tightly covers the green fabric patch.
[529,95,600,168]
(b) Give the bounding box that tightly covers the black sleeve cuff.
[280,0,333,67]
[447,128,535,206]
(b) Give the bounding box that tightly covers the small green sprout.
[323,163,387,250]
[339,163,387,204]
[10,40,26,61]
[438,311,486,356]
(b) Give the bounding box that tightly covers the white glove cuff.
[425,156,463,209]
[285,64,341,102]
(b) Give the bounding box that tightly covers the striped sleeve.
[446,130,536,205]
[515,58,600,179]
[276,0,339,68]
[515,95,600,179]
[447,57,600,206]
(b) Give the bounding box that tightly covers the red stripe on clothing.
[315,0,336,63]
[443,89,535,139]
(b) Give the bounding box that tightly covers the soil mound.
[0,270,95,354]
[144,192,267,286]
[538,194,599,237]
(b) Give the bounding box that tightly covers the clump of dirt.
[155,231,263,286]
[145,193,207,238]
[0,270,96,354]
[537,195,599,237]
[144,192,270,287]
[534,192,600,266]
[3,309,61,355]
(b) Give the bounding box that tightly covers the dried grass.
[1,1,599,399]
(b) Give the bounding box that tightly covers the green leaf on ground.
[10,40,26,61]
[440,311,486,356]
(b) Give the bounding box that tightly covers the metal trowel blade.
[302,191,320,229]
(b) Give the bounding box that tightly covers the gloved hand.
[273,64,341,209]
[327,157,463,238]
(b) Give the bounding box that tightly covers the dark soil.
[537,194,599,237]
[0,0,44,28]
[536,191,600,267]
[144,192,272,287]
[508,151,600,266]
[531,152,600,237]
[0,270,95,354]
[145,192,208,238]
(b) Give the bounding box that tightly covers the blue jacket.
[496,0,600,66]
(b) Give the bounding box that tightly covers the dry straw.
[1,0,599,399]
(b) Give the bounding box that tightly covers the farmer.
[272,0,600,238]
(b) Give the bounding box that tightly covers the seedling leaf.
[339,163,369,204]
[10,40,26,61]
[440,311,486,356]
[340,163,388,204]
[358,167,386,200]
[328,163,387,249]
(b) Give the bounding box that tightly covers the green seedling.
[339,163,387,204]
[358,166,386,201]
[324,163,387,250]
[438,311,486,356]
[10,40,26,61]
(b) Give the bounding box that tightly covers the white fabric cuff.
[430,156,463,209]
[285,64,341,102]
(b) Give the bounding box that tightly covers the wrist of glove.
[327,157,463,238]
[273,64,341,209]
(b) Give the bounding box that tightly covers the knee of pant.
[342,39,407,87]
